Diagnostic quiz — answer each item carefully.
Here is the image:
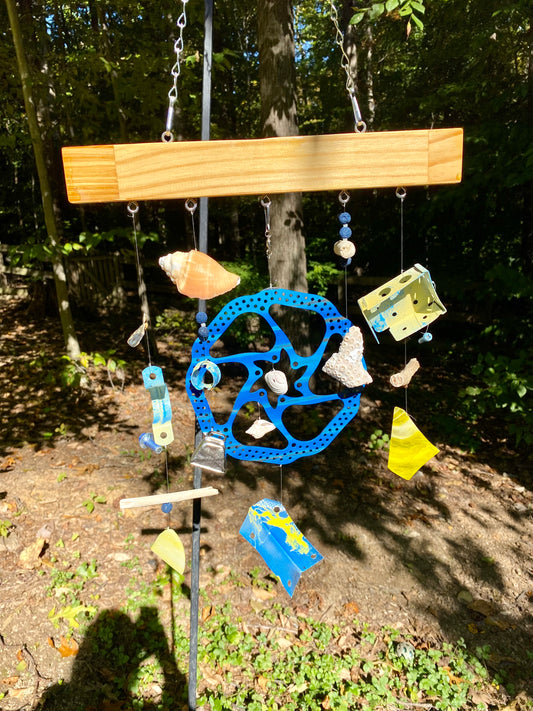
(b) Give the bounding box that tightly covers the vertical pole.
[188,1,213,709]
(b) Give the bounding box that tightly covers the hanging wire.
[396,187,406,273]
[164,447,171,528]
[127,202,152,366]
[162,0,190,142]
[261,196,273,288]
[185,198,198,250]
[396,188,408,412]
[328,1,366,132]
[279,465,283,507]
[338,191,351,318]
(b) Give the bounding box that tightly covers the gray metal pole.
[188,0,213,708]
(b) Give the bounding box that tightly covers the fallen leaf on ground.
[202,605,215,622]
[18,538,46,569]
[343,601,360,616]
[252,587,277,601]
[49,636,79,658]
[8,688,30,698]
[1,676,19,685]
[468,599,498,617]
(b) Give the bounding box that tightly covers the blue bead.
[198,326,209,340]
[196,312,208,324]
[339,225,352,239]
[339,212,351,224]
[161,502,173,513]
[344,258,352,266]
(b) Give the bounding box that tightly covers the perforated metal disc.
[186,288,368,465]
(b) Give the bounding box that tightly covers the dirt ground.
[0,297,532,710]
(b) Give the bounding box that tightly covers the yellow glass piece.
[151,529,185,574]
[358,264,446,342]
[388,407,439,480]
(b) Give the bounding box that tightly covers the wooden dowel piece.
[119,486,219,510]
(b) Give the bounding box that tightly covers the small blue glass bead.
[418,332,433,344]
[198,326,209,340]
[161,502,173,513]
[344,258,352,266]
[339,212,351,224]
[196,311,208,324]
[339,225,352,239]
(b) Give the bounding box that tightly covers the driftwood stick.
[390,358,421,388]
[119,486,219,510]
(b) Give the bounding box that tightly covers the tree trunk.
[257,0,307,294]
[522,7,533,276]
[5,0,80,359]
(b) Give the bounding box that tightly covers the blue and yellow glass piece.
[142,365,174,446]
[185,288,370,465]
[358,264,446,342]
[240,498,323,597]
[387,407,439,480]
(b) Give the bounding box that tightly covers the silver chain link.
[328,1,366,133]
[162,0,190,142]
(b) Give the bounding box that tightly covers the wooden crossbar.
[119,486,219,510]
[62,128,463,203]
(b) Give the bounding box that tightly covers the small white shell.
[334,240,356,258]
[245,418,277,439]
[265,369,288,395]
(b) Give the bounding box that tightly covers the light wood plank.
[62,128,463,203]
[119,486,219,510]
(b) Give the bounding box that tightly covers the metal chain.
[162,0,190,142]
[328,1,366,132]
[261,196,273,288]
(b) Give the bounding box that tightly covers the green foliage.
[458,264,533,447]
[82,493,107,514]
[307,261,340,296]
[0,519,13,537]
[196,603,495,710]
[368,429,390,453]
[350,0,425,30]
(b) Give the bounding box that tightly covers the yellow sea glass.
[151,529,185,574]
[387,407,439,480]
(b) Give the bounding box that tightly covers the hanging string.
[164,447,171,529]
[279,465,283,507]
[338,190,352,319]
[261,196,273,288]
[396,188,408,412]
[128,202,152,367]
[185,198,198,250]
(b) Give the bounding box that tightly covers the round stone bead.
[161,502,173,514]
[339,225,352,239]
[339,212,351,224]
[334,240,356,258]
[195,311,208,324]
[198,326,209,340]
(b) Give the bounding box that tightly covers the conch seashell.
[245,418,277,439]
[333,240,356,258]
[390,358,420,388]
[265,369,288,395]
[322,326,372,388]
[159,249,240,300]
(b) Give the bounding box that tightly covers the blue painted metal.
[142,365,174,446]
[240,498,323,597]
[186,288,368,464]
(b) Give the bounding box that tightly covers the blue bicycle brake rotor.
[185,288,368,465]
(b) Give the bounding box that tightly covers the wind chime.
[60,0,463,705]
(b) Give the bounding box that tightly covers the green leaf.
[411,0,426,13]
[386,0,399,11]
[350,11,367,24]
[411,12,424,29]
